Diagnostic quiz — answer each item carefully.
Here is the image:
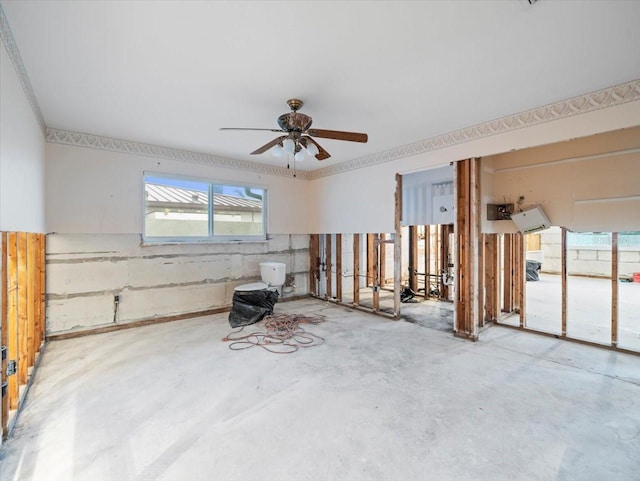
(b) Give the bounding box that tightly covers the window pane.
[145,176,209,237]
[213,185,264,236]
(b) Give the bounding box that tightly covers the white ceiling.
[3,0,640,172]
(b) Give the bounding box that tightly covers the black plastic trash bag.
[526,260,542,282]
[228,289,279,328]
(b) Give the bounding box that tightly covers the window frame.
[142,171,268,244]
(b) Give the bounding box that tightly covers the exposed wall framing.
[1,232,46,439]
[453,158,481,340]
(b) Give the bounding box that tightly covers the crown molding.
[307,79,640,180]
[0,3,46,136]
[46,128,310,180]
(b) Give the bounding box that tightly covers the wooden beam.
[309,234,319,296]
[7,233,19,411]
[335,234,342,302]
[33,234,42,353]
[503,234,513,312]
[325,234,332,299]
[379,233,386,287]
[1,233,9,438]
[408,226,417,292]
[27,234,36,368]
[367,234,374,286]
[40,233,46,345]
[517,233,525,328]
[484,234,499,323]
[17,232,28,387]
[611,232,618,346]
[372,233,379,312]
[353,234,360,306]
[424,225,431,297]
[561,227,567,337]
[394,173,402,318]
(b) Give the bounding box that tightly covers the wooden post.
[453,158,480,339]
[40,233,46,344]
[484,234,499,323]
[34,234,42,353]
[1,233,9,437]
[17,233,28,387]
[7,233,19,410]
[27,234,36,368]
[309,234,320,296]
[367,234,374,286]
[372,234,379,312]
[336,234,342,302]
[503,234,513,312]
[611,232,618,346]
[561,227,567,337]
[394,173,402,318]
[379,233,386,287]
[477,233,485,327]
[424,225,431,297]
[408,226,417,292]
[517,233,526,328]
[325,234,332,299]
[353,234,360,305]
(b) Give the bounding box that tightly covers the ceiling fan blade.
[307,128,368,143]
[250,136,288,155]
[220,127,285,132]
[303,136,331,161]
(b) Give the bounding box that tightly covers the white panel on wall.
[402,165,454,226]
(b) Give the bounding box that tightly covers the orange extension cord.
[222,314,325,354]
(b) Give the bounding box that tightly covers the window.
[144,173,266,242]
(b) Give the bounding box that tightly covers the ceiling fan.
[220,99,368,161]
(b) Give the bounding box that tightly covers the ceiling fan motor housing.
[278,112,312,132]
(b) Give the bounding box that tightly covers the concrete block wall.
[46,233,309,335]
[538,228,640,277]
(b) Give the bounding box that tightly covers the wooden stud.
[379,233,386,287]
[27,234,36,368]
[477,233,485,327]
[424,225,431,297]
[611,232,618,346]
[394,173,402,318]
[353,234,360,306]
[33,234,42,353]
[517,233,526,328]
[325,234,332,299]
[40,233,46,345]
[503,234,513,312]
[372,233,380,312]
[7,233,19,411]
[367,234,374,286]
[17,232,28,387]
[484,234,499,323]
[409,226,417,292]
[336,234,342,302]
[1,233,9,437]
[561,227,567,337]
[309,234,319,296]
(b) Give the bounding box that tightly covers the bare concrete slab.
[1,299,639,481]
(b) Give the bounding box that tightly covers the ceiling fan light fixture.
[294,150,305,162]
[306,141,319,157]
[283,138,295,153]
[271,144,284,157]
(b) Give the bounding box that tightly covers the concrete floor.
[1,298,639,481]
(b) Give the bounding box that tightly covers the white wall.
[308,100,640,234]
[484,126,640,233]
[46,142,310,235]
[0,45,45,232]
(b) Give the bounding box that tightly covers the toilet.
[234,262,287,295]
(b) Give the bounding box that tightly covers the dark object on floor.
[526,260,542,282]
[228,289,279,328]
[223,313,325,354]
[401,286,416,303]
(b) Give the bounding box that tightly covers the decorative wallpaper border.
[46,129,310,180]
[0,3,46,135]
[306,79,640,180]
